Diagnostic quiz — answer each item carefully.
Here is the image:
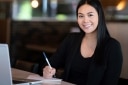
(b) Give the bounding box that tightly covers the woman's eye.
[88,14,93,17]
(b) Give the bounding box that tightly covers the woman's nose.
[83,16,89,22]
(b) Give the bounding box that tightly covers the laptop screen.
[0,44,13,85]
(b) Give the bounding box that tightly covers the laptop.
[0,44,42,85]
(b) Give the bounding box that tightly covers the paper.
[13,83,29,85]
[27,74,62,84]
[13,77,43,85]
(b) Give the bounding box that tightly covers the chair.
[14,59,39,73]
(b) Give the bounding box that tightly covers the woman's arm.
[101,39,123,85]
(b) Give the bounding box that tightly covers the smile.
[83,23,92,28]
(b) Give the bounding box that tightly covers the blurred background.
[0,0,128,84]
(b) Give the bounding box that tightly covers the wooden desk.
[11,68,75,85]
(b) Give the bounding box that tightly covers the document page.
[13,77,43,85]
[27,74,62,84]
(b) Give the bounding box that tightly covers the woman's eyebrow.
[78,13,83,15]
[78,12,94,14]
[88,12,94,14]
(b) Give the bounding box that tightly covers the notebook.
[27,74,62,84]
[0,44,42,85]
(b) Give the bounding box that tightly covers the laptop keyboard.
[12,80,28,84]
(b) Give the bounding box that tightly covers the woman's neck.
[84,33,97,44]
[80,34,97,58]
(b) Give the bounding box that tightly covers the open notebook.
[27,74,62,84]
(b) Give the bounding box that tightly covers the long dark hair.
[76,0,110,64]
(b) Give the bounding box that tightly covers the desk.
[11,68,75,85]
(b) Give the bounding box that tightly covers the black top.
[68,49,93,85]
[46,33,123,85]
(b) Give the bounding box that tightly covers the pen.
[43,52,56,77]
[43,52,52,69]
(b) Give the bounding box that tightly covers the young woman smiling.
[42,0,123,85]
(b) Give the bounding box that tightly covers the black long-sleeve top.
[46,33,123,85]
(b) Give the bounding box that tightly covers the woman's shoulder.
[61,33,82,45]
[106,37,121,49]
[107,37,120,45]
[61,33,83,46]
[105,37,123,64]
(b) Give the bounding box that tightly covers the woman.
[43,0,123,85]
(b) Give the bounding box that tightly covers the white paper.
[27,74,62,84]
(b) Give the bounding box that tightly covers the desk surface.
[11,68,75,85]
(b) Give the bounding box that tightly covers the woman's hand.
[43,66,56,79]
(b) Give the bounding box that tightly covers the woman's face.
[77,4,98,34]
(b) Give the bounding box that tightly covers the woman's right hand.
[43,66,56,79]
